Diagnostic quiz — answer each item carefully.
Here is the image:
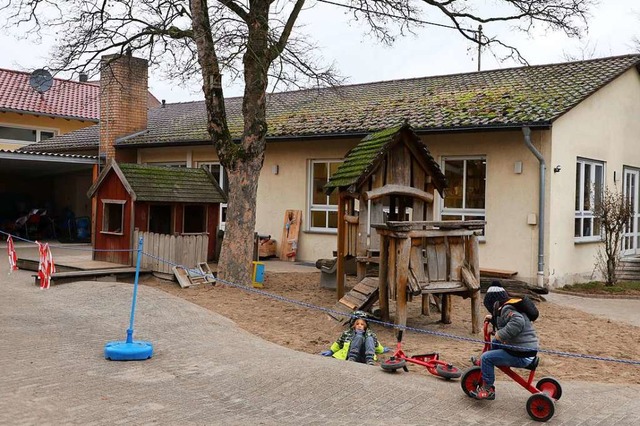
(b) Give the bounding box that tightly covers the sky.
[0,0,638,103]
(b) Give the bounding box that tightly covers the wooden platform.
[329,277,379,322]
[18,257,149,286]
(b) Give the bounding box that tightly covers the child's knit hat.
[483,281,509,313]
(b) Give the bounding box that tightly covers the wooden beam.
[336,194,346,299]
[365,184,434,204]
[395,235,411,330]
[468,234,482,334]
[378,234,389,321]
[356,194,368,281]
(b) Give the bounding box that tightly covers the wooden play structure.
[324,124,483,333]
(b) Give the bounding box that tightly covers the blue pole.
[126,236,144,344]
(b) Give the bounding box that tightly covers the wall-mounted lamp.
[514,161,523,174]
[553,165,562,173]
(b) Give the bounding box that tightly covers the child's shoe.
[366,359,375,366]
[470,385,495,400]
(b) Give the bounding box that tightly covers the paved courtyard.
[1,244,640,425]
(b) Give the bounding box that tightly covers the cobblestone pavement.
[1,251,640,425]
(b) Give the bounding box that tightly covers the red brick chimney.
[99,53,148,163]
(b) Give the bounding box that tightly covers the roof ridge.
[0,67,98,86]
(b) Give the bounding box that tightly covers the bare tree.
[593,186,633,286]
[0,0,596,285]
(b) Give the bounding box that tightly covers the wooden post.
[378,234,389,321]
[468,234,482,333]
[387,238,397,301]
[356,195,368,281]
[336,194,346,299]
[395,234,411,330]
[421,294,430,316]
[441,294,452,324]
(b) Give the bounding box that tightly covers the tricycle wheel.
[460,366,482,397]
[536,377,562,400]
[381,357,406,372]
[435,364,461,379]
[526,393,555,422]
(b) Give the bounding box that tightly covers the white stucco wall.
[548,68,640,287]
[134,67,640,285]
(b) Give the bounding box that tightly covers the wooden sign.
[279,210,302,262]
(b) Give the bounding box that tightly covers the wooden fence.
[133,231,209,274]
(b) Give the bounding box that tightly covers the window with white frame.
[440,157,486,231]
[197,163,228,230]
[309,160,342,231]
[0,124,57,145]
[102,200,125,234]
[575,158,604,240]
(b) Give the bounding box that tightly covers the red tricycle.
[380,330,461,379]
[461,319,562,422]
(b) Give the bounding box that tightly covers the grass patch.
[558,281,640,295]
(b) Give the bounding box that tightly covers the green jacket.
[329,328,384,360]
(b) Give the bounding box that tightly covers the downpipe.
[522,127,545,288]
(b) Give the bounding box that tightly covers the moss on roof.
[26,54,640,153]
[325,124,447,195]
[117,163,226,203]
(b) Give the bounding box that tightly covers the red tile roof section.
[0,68,99,121]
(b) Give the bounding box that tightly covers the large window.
[145,161,186,168]
[102,200,125,234]
[309,160,341,231]
[198,163,228,230]
[575,158,604,241]
[0,124,56,145]
[440,157,486,228]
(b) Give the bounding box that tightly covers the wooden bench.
[480,268,518,278]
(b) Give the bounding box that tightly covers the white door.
[622,168,640,256]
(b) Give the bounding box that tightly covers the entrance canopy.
[0,149,96,178]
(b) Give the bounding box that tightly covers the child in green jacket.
[323,311,384,365]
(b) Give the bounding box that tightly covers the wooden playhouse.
[87,161,227,270]
[325,124,483,333]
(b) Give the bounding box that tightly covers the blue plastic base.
[104,340,154,361]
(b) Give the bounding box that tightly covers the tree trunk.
[218,159,262,285]
[216,0,270,285]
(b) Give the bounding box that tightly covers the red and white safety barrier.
[36,242,55,289]
[7,236,18,272]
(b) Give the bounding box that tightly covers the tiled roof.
[325,124,447,194]
[89,162,227,203]
[0,68,100,121]
[24,54,640,153]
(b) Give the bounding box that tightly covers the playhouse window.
[184,205,206,233]
[309,160,342,232]
[149,204,172,234]
[575,158,604,241]
[102,200,125,235]
[440,157,486,233]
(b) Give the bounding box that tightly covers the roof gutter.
[0,107,99,123]
[522,126,545,288]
